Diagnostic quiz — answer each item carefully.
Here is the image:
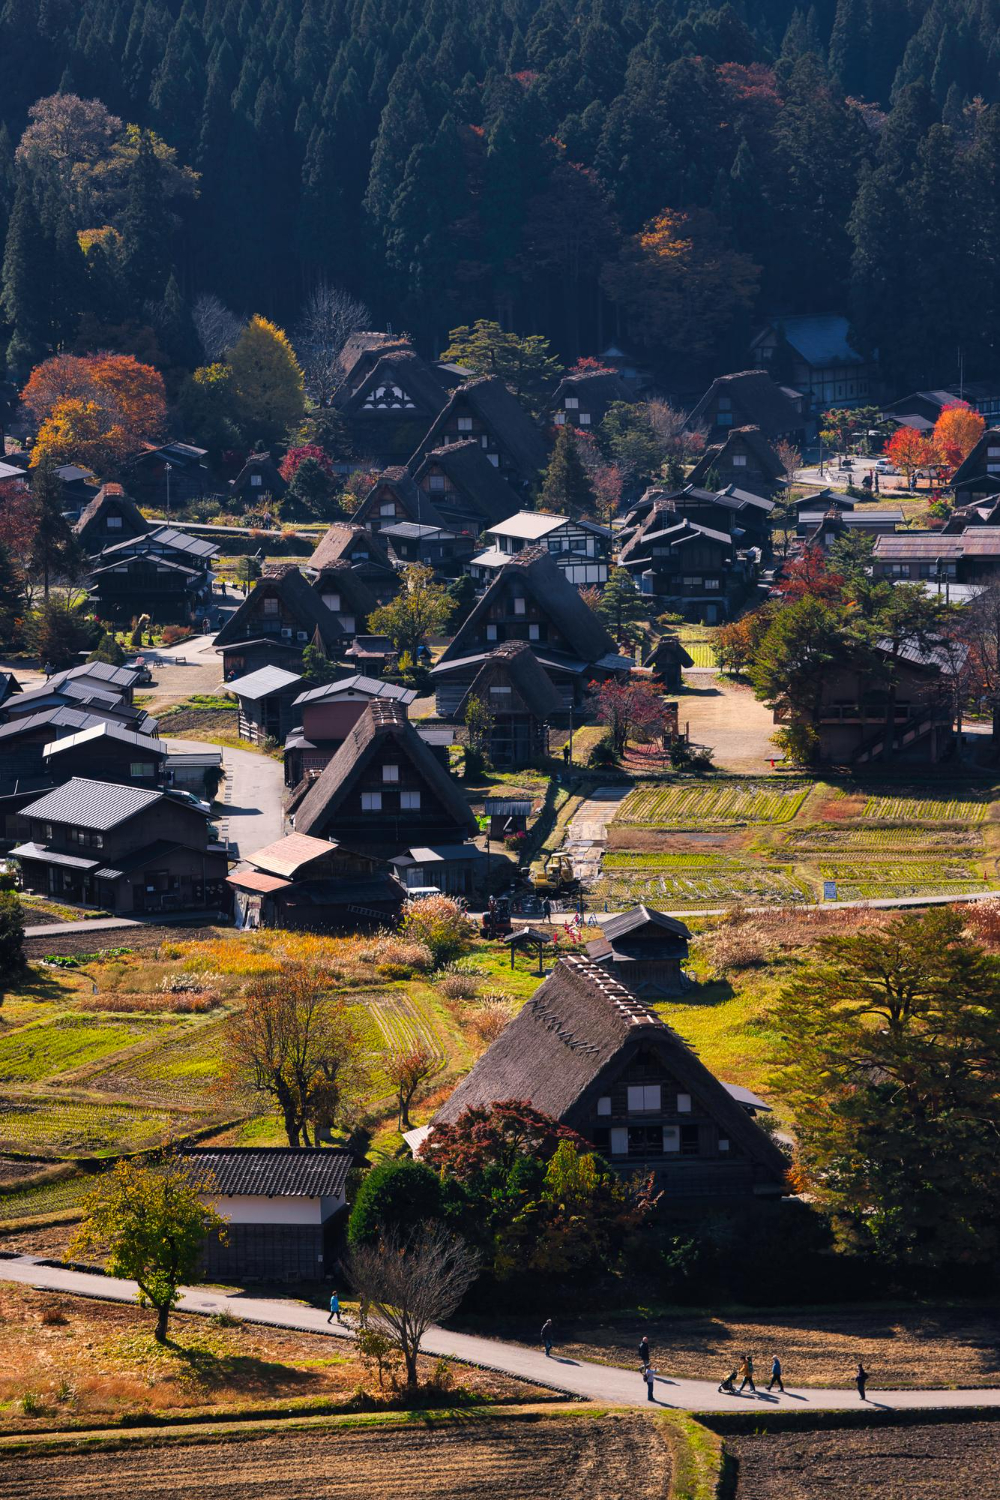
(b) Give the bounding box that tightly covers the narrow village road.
[218,745,285,859]
[2,1255,998,1416]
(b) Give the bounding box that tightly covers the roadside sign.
[823,881,837,901]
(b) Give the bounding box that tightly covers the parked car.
[124,658,153,683]
[874,459,897,474]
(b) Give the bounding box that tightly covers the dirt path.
[678,672,779,772]
[563,785,631,883]
[0,1414,668,1500]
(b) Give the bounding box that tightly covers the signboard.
[823,881,837,901]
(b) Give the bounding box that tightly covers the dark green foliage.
[89,628,126,665]
[283,455,334,519]
[347,1159,448,1248]
[1,179,48,378]
[0,889,25,1004]
[28,596,97,669]
[30,457,83,597]
[120,130,172,312]
[539,426,595,517]
[0,543,25,649]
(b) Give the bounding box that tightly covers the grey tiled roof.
[19,777,163,829]
[226,665,304,699]
[181,1148,354,1198]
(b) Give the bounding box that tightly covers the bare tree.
[192,294,245,362]
[347,1225,479,1389]
[958,583,999,743]
[386,1046,434,1130]
[294,283,371,405]
[219,966,367,1145]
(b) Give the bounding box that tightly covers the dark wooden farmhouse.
[686,426,785,500]
[87,526,217,623]
[410,439,522,537]
[431,548,630,717]
[585,906,692,997]
[227,832,404,932]
[469,511,611,588]
[546,370,634,431]
[774,637,966,765]
[430,954,788,1198]
[668,484,774,556]
[750,315,872,409]
[352,468,446,536]
[310,561,378,645]
[618,503,750,622]
[227,665,304,746]
[307,524,399,607]
[381,521,473,574]
[687,371,804,445]
[73,484,148,554]
[284,675,416,787]
[333,348,449,466]
[871,530,1000,588]
[412,376,548,494]
[293,700,479,882]
[122,441,209,508]
[948,428,1000,505]
[39,722,168,789]
[230,452,287,506]
[184,1148,355,1282]
[213,566,344,680]
[455,642,563,768]
[13,777,228,913]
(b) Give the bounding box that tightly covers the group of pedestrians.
[541,1320,871,1404]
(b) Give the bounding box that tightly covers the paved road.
[219,744,285,858]
[1,1254,996,1415]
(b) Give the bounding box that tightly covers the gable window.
[988,447,1000,457]
[361,792,382,811]
[553,412,565,425]
[262,596,279,615]
[732,453,747,466]
[627,1084,661,1112]
[528,623,540,641]
[487,454,500,467]
[513,597,526,615]
[564,397,579,409]
[429,474,446,490]
[609,1126,629,1156]
[382,764,400,782]
[401,790,421,810]
[596,1096,612,1116]
[107,514,123,528]
[489,685,512,701]
[662,1126,680,1152]
[457,416,473,431]
[380,502,396,517]
[340,615,355,633]
[486,624,498,641]
[322,593,341,612]
[579,412,591,426]
[719,1138,730,1152]
[251,474,262,486]
[705,579,721,590]
[677,1092,692,1112]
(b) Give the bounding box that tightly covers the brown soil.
[728,1421,1000,1498]
[814,792,867,820]
[23,922,224,959]
[537,1305,1000,1389]
[606,827,746,853]
[0,1284,547,1431]
[0,1221,80,1254]
[0,1413,668,1499]
[156,706,236,736]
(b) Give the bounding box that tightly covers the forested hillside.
[0,0,997,384]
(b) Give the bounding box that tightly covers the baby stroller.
[718,1368,738,1394]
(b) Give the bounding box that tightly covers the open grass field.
[729,1422,1000,1499]
[0,1414,666,1500]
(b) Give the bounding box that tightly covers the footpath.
[2,1254,999,1416]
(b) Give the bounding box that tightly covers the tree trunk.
[404,1344,419,1389]
[155,1302,170,1343]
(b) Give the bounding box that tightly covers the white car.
[874,459,897,473]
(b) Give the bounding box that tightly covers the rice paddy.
[616,781,810,827]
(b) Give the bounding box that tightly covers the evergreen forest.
[0,0,998,387]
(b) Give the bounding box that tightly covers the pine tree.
[596,566,648,646]
[30,456,83,599]
[1,179,49,379]
[539,426,597,518]
[0,543,25,649]
[120,129,172,312]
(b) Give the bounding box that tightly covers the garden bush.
[399,897,476,966]
[439,973,480,1000]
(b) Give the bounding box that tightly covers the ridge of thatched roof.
[437,547,617,667]
[687,371,802,438]
[358,468,447,530]
[335,349,448,415]
[213,565,344,653]
[414,376,547,483]
[308,523,395,574]
[309,559,379,618]
[73,483,148,545]
[410,439,522,527]
[547,370,634,421]
[456,641,564,722]
[686,425,785,487]
[294,699,477,840]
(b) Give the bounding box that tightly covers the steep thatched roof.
[431,954,789,1178]
[356,467,447,530]
[413,376,548,483]
[456,641,564,721]
[309,559,379,619]
[294,698,477,840]
[213,565,344,653]
[547,370,634,424]
[951,427,1000,487]
[73,484,148,547]
[687,371,802,438]
[308,523,395,574]
[410,439,522,527]
[335,349,448,415]
[437,547,618,667]
[686,425,785,488]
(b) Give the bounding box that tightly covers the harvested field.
[0,1414,669,1500]
[542,1303,1000,1390]
[615,782,809,828]
[728,1420,1000,1498]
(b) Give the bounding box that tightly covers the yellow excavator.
[529,851,576,894]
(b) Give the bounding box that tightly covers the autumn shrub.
[964,898,1000,945]
[472,997,516,1044]
[360,935,433,972]
[438,973,480,1001]
[161,624,193,647]
[375,962,413,980]
[399,896,476,966]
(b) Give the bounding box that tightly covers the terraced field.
[595,868,809,906]
[0,1016,176,1084]
[616,781,810,827]
[817,862,994,902]
[0,1094,183,1156]
[861,791,991,822]
[783,825,986,852]
[87,1017,229,1105]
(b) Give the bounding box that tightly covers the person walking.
[541,1319,554,1357]
[638,1335,650,1368]
[643,1364,657,1402]
[738,1354,756,1394]
[855,1361,868,1402]
[542,898,552,924]
[328,1290,341,1324]
[767,1354,783,1393]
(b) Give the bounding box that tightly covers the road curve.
[2,1254,998,1415]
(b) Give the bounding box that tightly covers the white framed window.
[487,453,500,466]
[340,615,355,633]
[489,685,511,700]
[628,1084,661,1112]
[251,473,262,486]
[322,593,341,612]
[732,453,747,466]
[382,764,399,782]
[361,792,382,811]
[401,790,421,809]
[130,762,154,777]
[380,501,396,516]
[553,412,565,425]
[610,1126,629,1156]
[988,447,1000,457]
[513,597,526,615]
[528,623,540,640]
[705,579,721,590]
[486,624,498,641]
[107,514,123,528]
[564,397,579,409]
[677,1092,692,1112]
[662,1126,680,1152]
[457,416,473,431]
[579,412,591,425]
[682,576,702,586]
[597,1097,612,1116]
[988,463,1000,474]
[263,597,279,615]
[719,1138,730,1152]
[429,474,446,490]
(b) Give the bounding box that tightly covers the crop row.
[784,826,986,852]
[616,782,809,828]
[0,1095,183,1156]
[860,794,990,823]
[602,852,730,870]
[0,1016,171,1085]
[817,861,987,884]
[595,870,809,905]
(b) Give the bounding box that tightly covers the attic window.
[732,453,747,466]
[380,502,396,517]
[429,475,446,490]
[553,413,565,425]
[361,792,382,811]
[627,1084,661,1112]
[719,1138,730,1152]
[251,474,262,486]
[677,1092,692,1112]
[564,397,579,409]
[322,594,341,612]
[107,515,123,528]
[718,395,731,410]
[457,416,473,431]
[596,1096,611,1116]
[486,624,498,641]
[486,454,500,467]
[401,790,421,809]
[382,764,400,782]
[579,412,591,425]
[528,623,540,641]
[513,597,526,615]
[489,685,511,700]
[263,597,279,615]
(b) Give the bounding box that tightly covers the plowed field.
[1,1414,670,1500]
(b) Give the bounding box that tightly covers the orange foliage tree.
[602,208,759,357]
[23,354,167,474]
[884,424,938,487]
[932,402,985,469]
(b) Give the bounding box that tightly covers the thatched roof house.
[412,376,548,492]
[307,523,399,606]
[73,483,148,553]
[410,439,522,533]
[214,565,344,679]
